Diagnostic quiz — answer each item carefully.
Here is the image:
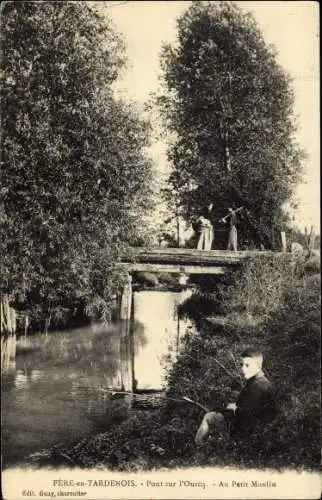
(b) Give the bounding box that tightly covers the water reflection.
[15,369,43,389]
[132,289,193,390]
[1,289,193,467]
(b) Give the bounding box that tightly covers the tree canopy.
[158,1,304,249]
[1,1,153,329]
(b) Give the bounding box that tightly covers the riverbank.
[24,254,320,471]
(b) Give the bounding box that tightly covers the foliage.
[164,255,320,470]
[220,254,299,316]
[0,2,153,328]
[157,1,304,249]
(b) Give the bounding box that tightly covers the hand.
[226,402,237,412]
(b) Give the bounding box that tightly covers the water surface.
[1,289,193,467]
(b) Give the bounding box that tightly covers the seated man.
[195,349,278,444]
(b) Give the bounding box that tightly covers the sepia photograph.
[1,1,320,499]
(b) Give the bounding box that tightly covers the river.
[1,289,193,468]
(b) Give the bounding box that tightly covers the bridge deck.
[124,249,281,274]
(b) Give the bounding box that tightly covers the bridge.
[116,247,315,393]
[117,247,284,392]
[124,248,279,275]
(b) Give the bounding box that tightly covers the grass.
[27,254,320,471]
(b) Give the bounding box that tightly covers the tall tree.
[0,1,153,338]
[158,1,304,249]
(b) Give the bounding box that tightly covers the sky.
[103,0,319,232]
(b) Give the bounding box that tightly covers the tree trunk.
[308,226,316,253]
[176,214,180,247]
[224,130,231,171]
[24,314,29,340]
[1,294,17,372]
[44,311,52,337]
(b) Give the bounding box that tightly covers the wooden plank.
[127,249,279,266]
[127,263,226,274]
[131,248,276,257]
[132,248,243,258]
[121,250,290,273]
[129,252,240,265]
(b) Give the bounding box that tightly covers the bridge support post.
[119,274,133,393]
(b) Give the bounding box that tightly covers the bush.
[166,255,321,470]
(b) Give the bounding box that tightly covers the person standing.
[221,207,238,251]
[196,215,213,250]
[227,207,238,251]
[196,203,216,250]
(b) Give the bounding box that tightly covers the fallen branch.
[167,396,210,412]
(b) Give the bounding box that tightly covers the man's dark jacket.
[225,371,278,436]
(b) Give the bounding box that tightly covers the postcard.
[1,1,320,499]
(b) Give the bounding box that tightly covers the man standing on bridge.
[220,207,243,251]
[196,203,215,250]
[196,215,213,250]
